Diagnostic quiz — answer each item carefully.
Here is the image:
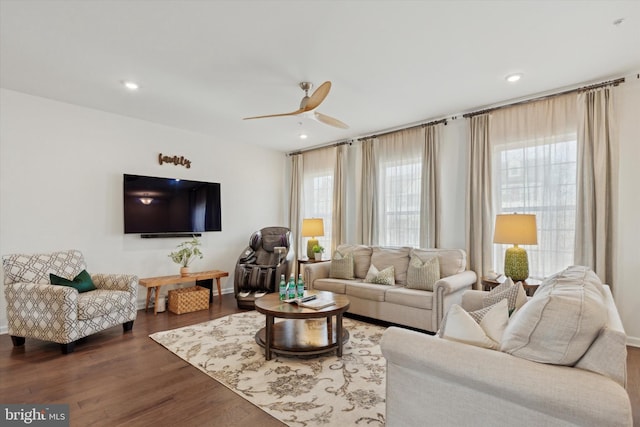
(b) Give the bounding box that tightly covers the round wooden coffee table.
[254,291,350,360]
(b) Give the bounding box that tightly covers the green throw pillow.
[50,269,96,293]
[406,255,440,291]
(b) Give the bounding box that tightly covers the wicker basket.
[168,286,209,314]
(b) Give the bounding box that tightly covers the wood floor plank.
[1,293,638,426]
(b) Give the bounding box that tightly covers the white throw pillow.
[439,299,509,350]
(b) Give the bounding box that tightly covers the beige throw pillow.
[329,251,354,280]
[439,299,509,350]
[406,255,439,291]
[483,277,528,313]
[364,264,395,285]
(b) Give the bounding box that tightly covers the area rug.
[149,311,386,426]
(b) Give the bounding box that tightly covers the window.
[493,139,577,278]
[303,171,333,251]
[379,159,421,247]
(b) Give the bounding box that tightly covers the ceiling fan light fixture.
[122,80,140,90]
[505,73,523,83]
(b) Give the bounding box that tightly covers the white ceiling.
[1,1,639,152]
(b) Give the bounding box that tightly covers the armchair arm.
[92,274,138,294]
[431,270,476,331]
[460,289,488,311]
[4,282,78,342]
[303,261,331,290]
[380,327,632,427]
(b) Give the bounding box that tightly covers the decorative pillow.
[406,255,439,291]
[364,264,395,285]
[50,269,96,293]
[439,299,509,350]
[500,266,607,365]
[329,251,354,280]
[370,246,411,284]
[483,277,527,313]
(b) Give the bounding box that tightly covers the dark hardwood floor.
[1,293,638,426]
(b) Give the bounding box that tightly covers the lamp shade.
[493,214,537,245]
[302,218,324,238]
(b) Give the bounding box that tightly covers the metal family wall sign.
[159,153,191,169]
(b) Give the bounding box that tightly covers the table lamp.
[493,213,537,281]
[302,218,324,259]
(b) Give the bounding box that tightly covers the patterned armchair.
[2,250,138,354]
[234,226,293,309]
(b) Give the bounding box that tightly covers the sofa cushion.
[410,248,466,278]
[345,282,390,302]
[335,244,373,279]
[77,289,131,320]
[364,264,395,285]
[312,278,349,294]
[500,266,607,365]
[371,246,411,284]
[50,269,97,293]
[406,254,439,291]
[439,299,509,350]
[385,287,433,310]
[329,251,354,280]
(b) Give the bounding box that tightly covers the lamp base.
[306,238,319,260]
[504,246,529,282]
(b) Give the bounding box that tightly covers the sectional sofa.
[303,244,476,332]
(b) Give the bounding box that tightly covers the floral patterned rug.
[149,311,386,426]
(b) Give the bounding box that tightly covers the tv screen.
[123,174,221,235]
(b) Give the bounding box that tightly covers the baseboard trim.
[626,336,640,348]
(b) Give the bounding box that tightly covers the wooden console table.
[140,270,229,315]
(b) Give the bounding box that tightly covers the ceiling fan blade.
[314,111,349,129]
[304,81,331,111]
[243,109,305,120]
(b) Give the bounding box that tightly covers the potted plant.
[312,244,325,261]
[169,237,203,276]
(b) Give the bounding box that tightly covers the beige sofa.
[380,270,632,426]
[304,245,476,332]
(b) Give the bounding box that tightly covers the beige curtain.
[466,114,493,287]
[575,87,617,285]
[421,123,442,248]
[490,94,577,278]
[360,139,376,245]
[288,153,303,271]
[332,143,348,252]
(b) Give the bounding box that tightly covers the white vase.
[314,253,323,261]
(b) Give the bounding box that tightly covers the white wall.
[614,78,640,346]
[0,89,287,332]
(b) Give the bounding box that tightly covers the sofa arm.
[380,327,632,427]
[431,270,476,330]
[303,261,331,290]
[460,289,487,311]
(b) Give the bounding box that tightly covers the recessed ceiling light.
[505,73,523,83]
[122,81,139,90]
[299,133,308,140]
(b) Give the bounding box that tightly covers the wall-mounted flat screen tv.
[123,174,221,235]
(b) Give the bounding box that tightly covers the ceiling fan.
[243,81,349,129]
